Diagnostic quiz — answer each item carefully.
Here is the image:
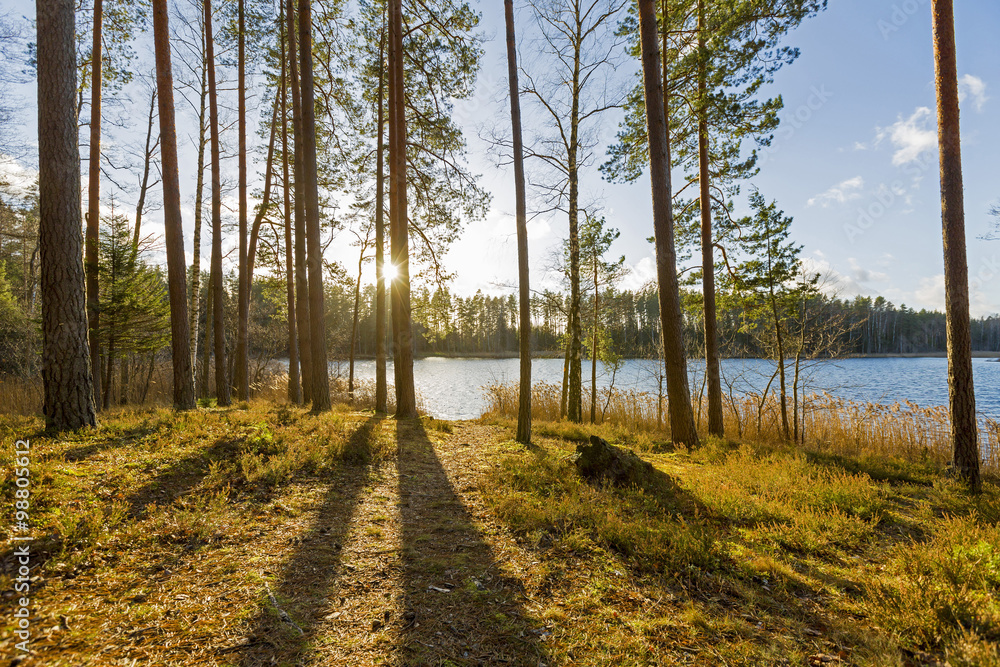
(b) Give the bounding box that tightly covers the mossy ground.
[1,405,998,665]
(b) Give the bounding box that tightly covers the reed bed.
[482,381,1000,476]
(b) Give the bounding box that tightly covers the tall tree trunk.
[375,14,388,414]
[280,14,300,404]
[560,324,570,418]
[349,245,364,400]
[793,346,803,443]
[234,0,249,401]
[189,66,207,380]
[86,0,103,407]
[287,0,312,404]
[591,255,598,423]
[566,37,583,424]
[37,0,99,430]
[200,275,212,398]
[638,0,698,448]
[38,0,98,430]
[505,0,531,444]
[388,0,417,418]
[119,353,129,405]
[102,339,114,410]
[205,0,230,406]
[152,0,195,410]
[793,295,806,444]
[770,290,790,440]
[931,0,980,491]
[697,0,723,437]
[298,0,331,411]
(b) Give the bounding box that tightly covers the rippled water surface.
[318,356,1000,421]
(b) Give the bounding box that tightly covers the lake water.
[322,356,1000,421]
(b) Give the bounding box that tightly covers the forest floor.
[0,404,998,666]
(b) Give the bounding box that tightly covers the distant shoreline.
[846,352,999,359]
[312,351,1000,362]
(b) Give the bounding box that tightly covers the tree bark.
[931,0,980,491]
[86,0,103,408]
[234,0,249,401]
[298,0,331,411]
[388,0,417,418]
[280,14,300,404]
[37,0,99,430]
[769,288,790,440]
[200,273,212,398]
[152,0,195,410]
[505,0,531,444]
[189,68,207,380]
[287,0,312,404]
[349,244,364,400]
[697,0,723,437]
[638,0,698,448]
[567,31,583,424]
[204,0,230,406]
[560,325,570,418]
[287,0,312,403]
[591,252,598,423]
[375,14,388,414]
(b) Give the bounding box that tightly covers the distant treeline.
[335,285,1000,359]
[2,209,998,378]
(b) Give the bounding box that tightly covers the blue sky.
[2,0,998,317]
[447,0,1000,317]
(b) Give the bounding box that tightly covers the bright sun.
[383,262,399,283]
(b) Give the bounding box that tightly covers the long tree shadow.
[125,433,250,518]
[234,415,383,666]
[59,417,165,463]
[394,421,549,665]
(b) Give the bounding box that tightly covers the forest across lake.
[315,356,1000,420]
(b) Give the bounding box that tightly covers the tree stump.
[575,435,656,488]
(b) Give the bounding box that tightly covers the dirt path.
[236,419,550,666]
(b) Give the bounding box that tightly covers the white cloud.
[958,74,988,112]
[876,107,937,166]
[800,254,874,299]
[527,217,551,241]
[619,255,657,291]
[853,141,868,151]
[806,176,864,208]
[914,274,946,310]
[0,156,38,200]
[847,257,889,284]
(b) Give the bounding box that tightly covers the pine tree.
[37,0,99,429]
[931,0,980,491]
[732,192,817,441]
[97,210,171,408]
[579,215,626,423]
[204,0,230,406]
[151,0,196,409]
[635,0,698,447]
[505,0,532,444]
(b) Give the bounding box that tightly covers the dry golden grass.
[1,403,998,665]
[0,376,43,416]
[483,381,1000,476]
[479,421,1000,666]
